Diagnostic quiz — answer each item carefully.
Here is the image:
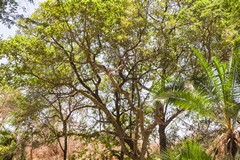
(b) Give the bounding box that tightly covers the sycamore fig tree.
[0,0,169,159]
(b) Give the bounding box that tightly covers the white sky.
[0,0,43,39]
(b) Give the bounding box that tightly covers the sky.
[0,0,43,39]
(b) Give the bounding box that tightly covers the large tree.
[0,0,162,159]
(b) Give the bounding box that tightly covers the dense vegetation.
[0,0,240,159]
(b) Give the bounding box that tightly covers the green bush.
[0,130,17,160]
[160,140,212,160]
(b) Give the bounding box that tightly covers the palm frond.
[158,89,219,121]
[152,77,185,95]
[192,48,224,101]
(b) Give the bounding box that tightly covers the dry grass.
[24,137,160,159]
[24,137,120,160]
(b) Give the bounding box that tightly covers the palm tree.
[158,44,240,159]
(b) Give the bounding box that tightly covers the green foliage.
[158,46,240,128]
[161,140,212,160]
[0,130,17,160]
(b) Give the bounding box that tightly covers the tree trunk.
[63,121,68,160]
[119,150,124,160]
[20,140,26,160]
[159,124,166,155]
[30,147,33,160]
[63,135,67,160]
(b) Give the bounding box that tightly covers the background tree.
[0,86,25,159]
[12,85,89,160]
